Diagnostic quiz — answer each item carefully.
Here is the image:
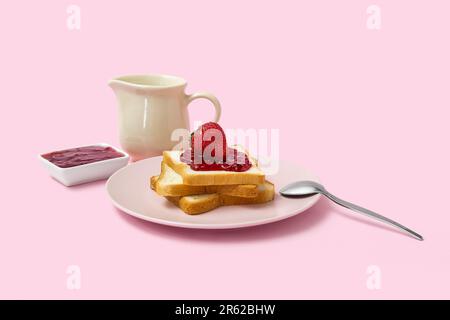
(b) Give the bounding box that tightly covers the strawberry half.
[191,122,227,161]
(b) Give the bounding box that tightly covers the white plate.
[106,156,321,229]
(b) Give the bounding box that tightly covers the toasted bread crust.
[164,181,275,215]
[152,163,260,198]
[150,175,158,190]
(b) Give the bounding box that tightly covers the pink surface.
[1,1,449,299]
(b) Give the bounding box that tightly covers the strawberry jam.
[180,147,252,172]
[42,145,124,168]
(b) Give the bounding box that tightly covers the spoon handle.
[322,191,423,241]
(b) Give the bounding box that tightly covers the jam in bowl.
[39,143,129,186]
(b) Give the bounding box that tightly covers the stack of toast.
[150,147,275,215]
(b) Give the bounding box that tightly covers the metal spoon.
[279,180,423,241]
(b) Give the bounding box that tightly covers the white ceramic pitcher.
[109,74,221,161]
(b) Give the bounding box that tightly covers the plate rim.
[106,156,321,229]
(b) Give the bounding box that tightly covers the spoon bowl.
[280,180,325,198]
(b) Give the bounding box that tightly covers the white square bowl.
[39,143,130,186]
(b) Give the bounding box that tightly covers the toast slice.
[163,146,265,186]
[166,194,221,215]
[152,163,259,198]
[163,181,275,215]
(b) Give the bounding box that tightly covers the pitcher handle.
[186,92,221,122]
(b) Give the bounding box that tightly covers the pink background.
[1,0,449,299]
